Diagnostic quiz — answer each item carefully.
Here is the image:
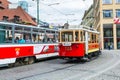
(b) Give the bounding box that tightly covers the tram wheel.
[88,54,92,59]
[27,57,35,64]
[14,61,24,67]
[8,63,14,67]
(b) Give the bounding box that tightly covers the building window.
[116,9,120,17]
[0,1,2,6]
[103,10,113,18]
[103,24,113,49]
[116,0,120,3]
[2,16,9,21]
[103,0,112,4]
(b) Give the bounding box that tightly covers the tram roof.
[59,28,99,34]
[0,21,58,31]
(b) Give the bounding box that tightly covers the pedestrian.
[110,42,113,49]
[118,40,120,49]
[108,42,110,50]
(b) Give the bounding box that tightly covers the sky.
[8,0,93,25]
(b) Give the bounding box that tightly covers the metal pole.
[37,0,39,26]
[12,26,15,43]
[30,28,33,43]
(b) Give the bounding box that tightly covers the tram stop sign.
[64,23,69,29]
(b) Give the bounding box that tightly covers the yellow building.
[92,0,120,50]
[81,5,94,28]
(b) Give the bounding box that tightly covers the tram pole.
[32,0,39,27]
[37,0,39,27]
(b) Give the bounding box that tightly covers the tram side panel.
[59,43,85,57]
[41,45,55,54]
[34,44,58,59]
[0,44,58,65]
[0,46,33,59]
[88,43,100,53]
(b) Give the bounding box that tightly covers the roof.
[0,6,37,26]
[0,0,10,9]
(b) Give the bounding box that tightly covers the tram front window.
[61,32,73,42]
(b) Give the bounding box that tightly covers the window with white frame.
[116,9,120,17]
[116,0,120,3]
[103,0,112,4]
[103,10,113,18]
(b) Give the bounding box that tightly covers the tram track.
[0,56,58,71]
[18,51,120,80]
[0,50,119,80]
[17,64,77,80]
[17,56,99,80]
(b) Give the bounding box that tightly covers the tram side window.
[88,33,91,43]
[75,31,79,41]
[25,35,31,43]
[80,31,83,41]
[91,34,94,43]
[91,34,96,43]
[94,34,96,43]
[80,31,85,41]
[96,34,98,43]
[83,31,85,41]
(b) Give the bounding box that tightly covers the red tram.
[0,21,59,67]
[59,27,101,60]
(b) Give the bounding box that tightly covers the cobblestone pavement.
[88,50,120,80]
[0,50,120,80]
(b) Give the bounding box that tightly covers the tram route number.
[62,42,71,46]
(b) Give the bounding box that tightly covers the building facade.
[0,0,9,10]
[93,0,120,50]
[0,0,37,43]
[81,5,94,28]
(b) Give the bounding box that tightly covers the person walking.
[108,42,110,50]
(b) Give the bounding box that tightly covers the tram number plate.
[62,42,71,46]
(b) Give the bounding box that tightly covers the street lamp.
[32,0,39,26]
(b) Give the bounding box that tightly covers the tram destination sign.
[62,42,71,46]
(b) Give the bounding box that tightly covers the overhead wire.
[39,0,89,24]
[40,2,67,16]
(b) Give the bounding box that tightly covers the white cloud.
[8,0,93,25]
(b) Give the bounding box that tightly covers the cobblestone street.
[0,50,120,80]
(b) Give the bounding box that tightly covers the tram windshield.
[0,22,58,44]
[61,31,73,42]
[59,29,86,43]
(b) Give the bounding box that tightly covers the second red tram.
[59,28,101,60]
